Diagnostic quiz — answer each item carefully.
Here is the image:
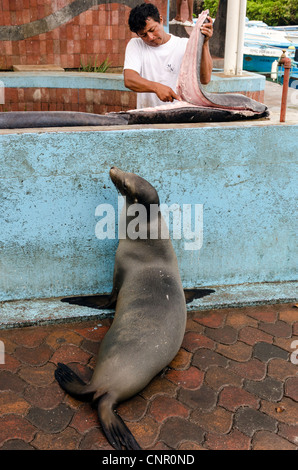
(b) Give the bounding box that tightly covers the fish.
[0,10,268,129]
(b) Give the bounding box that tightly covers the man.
[123,3,213,109]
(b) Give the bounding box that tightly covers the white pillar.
[224,0,247,75]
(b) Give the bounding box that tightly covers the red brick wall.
[0,1,166,71]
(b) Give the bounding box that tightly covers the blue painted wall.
[0,123,297,301]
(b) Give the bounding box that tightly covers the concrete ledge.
[0,70,266,94]
[0,281,296,329]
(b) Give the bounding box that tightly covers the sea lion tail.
[55,362,94,401]
[97,393,142,450]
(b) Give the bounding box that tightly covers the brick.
[193,348,228,370]
[0,391,30,415]
[193,311,226,328]
[117,395,147,421]
[229,358,266,381]
[279,305,298,323]
[27,404,74,433]
[32,427,81,450]
[245,305,278,323]
[23,381,65,409]
[159,417,205,449]
[169,348,192,370]
[285,377,298,401]
[45,329,83,350]
[140,376,177,400]
[253,342,289,362]
[0,354,21,372]
[219,386,259,411]
[206,429,251,450]
[267,358,297,381]
[0,415,36,444]
[293,322,298,335]
[18,363,56,386]
[0,371,26,393]
[252,430,297,450]
[205,325,238,345]
[149,396,189,422]
[3,327,48,348]
[225,311,258,329]
[261,398,298,425]
[166,366,204,390]
[15,344,53,366]
[79,427,113,450]
[50,345,91,365]
[244,376,284,402]
[238,326,272,345]
[181,331,214,352]
[191,407,233,434]
[234,407,277,437]
[0,439,35,450]
[70,403,99,433]
[127,416,160,449]
[216,341,253,362]
[179,384,217,411]
[259,320,292,338]
[205,367,242,390]
[278,423,298,446]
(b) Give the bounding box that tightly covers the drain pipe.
[278,53,292,122]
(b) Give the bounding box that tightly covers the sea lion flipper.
[184,288,215,303]
[61,294,116,310]
[97,394,142,450]
[55,363,94,401]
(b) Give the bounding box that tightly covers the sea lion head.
[110,166,160,208]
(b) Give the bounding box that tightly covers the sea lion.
[55,167,187,450]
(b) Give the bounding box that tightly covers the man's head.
[128,3,168,47]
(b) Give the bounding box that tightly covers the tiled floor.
[0,302,297,450]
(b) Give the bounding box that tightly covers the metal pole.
[279,55,291,122]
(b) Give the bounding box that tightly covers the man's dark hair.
[128,3,161,33]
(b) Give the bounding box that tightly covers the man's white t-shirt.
[123,35,188,109]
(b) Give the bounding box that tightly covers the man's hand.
[200,16,213,42]
[153,83,181,103]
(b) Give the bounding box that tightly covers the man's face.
[137,16,166,47]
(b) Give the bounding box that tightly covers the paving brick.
[185,317,205,333]
[293,322,298,335]
[149,396,189,422]
[0,439,35,450]
[193,311,226,328]
[238,326,272,345]
[229,358,266,381]
[140,376,177,400]
[2,327,48,348]
[219,386,259,411]
[260,398,298,425]
[73,321,111,341]
[267,358,298,381]
[159,417,205,448]
[191,406,233,434]
[178,441,206,450]
[204,325,238,345]
[278,305,298,323]
[244,376,284,402]
[285,377,298,401]
[205,367,243,390]
[18,363,56,386]
[245,305,278,323]
[50,345,91,365]
[0,415,36,444]
[117,395,148,421]
[0,370,26,393]
[69,403,99,433]
[127,416,160,449]
[179,384,217,411]
[169,348,192,370]
[253,342,289,362]
[27,404,74,433]
[216,341,253,362]
[225,311,258,329]
[0,354,21,372]
[23,381,65,409]
[234,407,277,437]
[192,348,228,370]
[79,427,114,450]
[252,430,297,450]
[45,328,83,350]
[259,320,292,338]
[32,427,81,450]
[166,366,204,390]
[278,423,298,446]
[181,331,215,352]
[0,391,30,415]
[205,429,251,450]
[14,344,53,366]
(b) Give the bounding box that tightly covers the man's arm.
[200,16,213,85]
[124,69,181,103]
